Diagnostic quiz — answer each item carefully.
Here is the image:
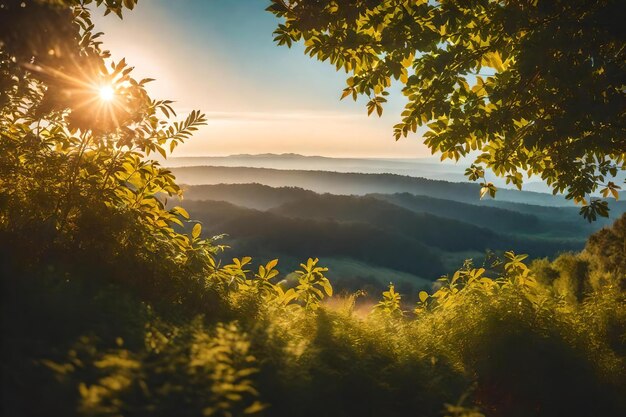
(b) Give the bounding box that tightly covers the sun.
[99,85,115,102]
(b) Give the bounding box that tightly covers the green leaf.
[321,280,333,297]
[192,223,202,239]
[173,206,189,219]
[266,258,278,270]
[244,401,266,414]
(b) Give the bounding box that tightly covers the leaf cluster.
[268,0,626,220]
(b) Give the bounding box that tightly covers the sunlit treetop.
[0,0,152,133]
[268,0,625,221]
[0,0,209,264]
[1,0,207,155]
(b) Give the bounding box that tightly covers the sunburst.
[98,85,115,102]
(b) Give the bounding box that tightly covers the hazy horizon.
[164,152,444,161]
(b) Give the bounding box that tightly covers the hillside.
[181,183,622,238]
[182,200,445,291]
[182,183,317,210]
[271,194,520,251]
[179,192,586,294]
[172,165,573,206]
[166,154,626,195]
[267,193,584,254]
[164,153,471,183]
[372,193,614,238]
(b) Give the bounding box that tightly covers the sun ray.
[99,85,115,101]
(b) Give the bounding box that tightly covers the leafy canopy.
[0,0,335,312]
[268,0,625,220]
[0,0,217,272]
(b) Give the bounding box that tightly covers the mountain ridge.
[172,165,572,206]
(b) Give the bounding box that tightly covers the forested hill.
[177,180,603,295]
[163,153,470,183]
[165,154,626,195]
[266,195,583,254]
[181,197,584,293]
[183,199,446,280]
[176,182,624,292]
[172,165,575,206]
[182,183,625,236]
[371,193,620,237]
[183,183,317,210]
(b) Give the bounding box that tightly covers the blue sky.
[95,0,429,157]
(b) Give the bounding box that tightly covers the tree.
[268,0,625,220]
[584,212,626,289]
[0,0,214,297]
[0,0,333,310]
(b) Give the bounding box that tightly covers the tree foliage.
[268,0,626,220]
[0,0,219,283]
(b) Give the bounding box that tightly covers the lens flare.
[99,85,115,102]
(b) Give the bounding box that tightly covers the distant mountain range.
[164,153,626,195]
[175,182,625,295]
[165,157,625,294]
[163,154,472,185]
[172,165,574,206]
[181,183,623,240]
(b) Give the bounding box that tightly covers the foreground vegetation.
[3,210,626,416]
[1,1,625,416]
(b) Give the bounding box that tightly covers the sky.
[94,0,430,158]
